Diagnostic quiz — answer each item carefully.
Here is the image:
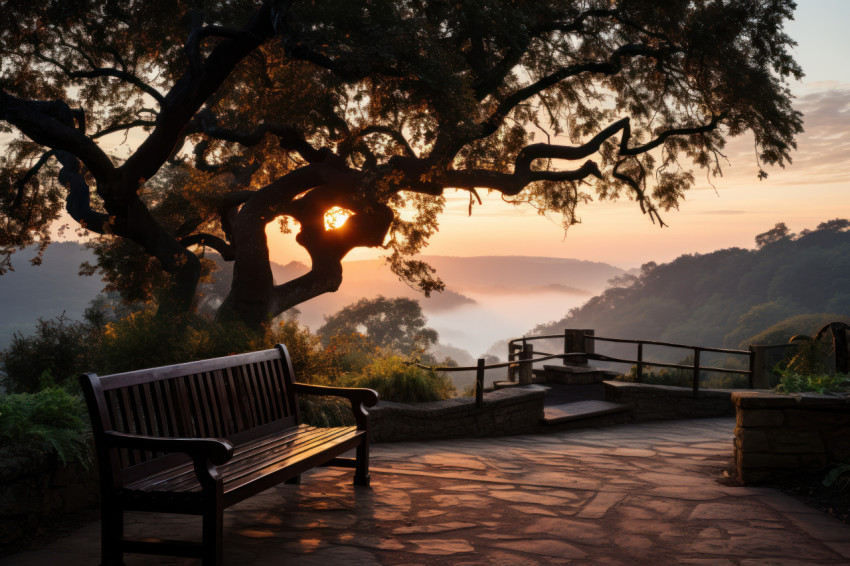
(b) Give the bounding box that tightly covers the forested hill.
[533,221,850,348]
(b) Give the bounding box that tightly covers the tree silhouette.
[0,1,803,327]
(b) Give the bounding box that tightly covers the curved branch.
[0,91,116,181]
[180,233,235,260]
[12,150,57,209]
[68,68,166,106]
[33,51,166,106]
[442,160,602,196]
[92,119,158,139]
[190,109,334,165]
[357,125,416,158]
[55,151,111,234]
[612,159,665,227]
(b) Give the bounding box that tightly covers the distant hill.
[0,243,101,347]
[533,221,850,351]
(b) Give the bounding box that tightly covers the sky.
[265,1,850,269]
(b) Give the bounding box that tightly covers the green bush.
[345,353,455,403]
[1,314,94,393]
[0,388,91,467]
[617,363,749,389]
[94,308,260,373]
[774,372,849,394]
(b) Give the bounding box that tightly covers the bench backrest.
[80,345,300,484]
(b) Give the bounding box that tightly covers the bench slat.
[123,425,360,495]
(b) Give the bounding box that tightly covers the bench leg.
[202,506,223,566]
[353,439,370,487]
[100,502,124,566]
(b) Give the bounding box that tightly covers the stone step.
[533,364,620,385]
[542,400,632,427]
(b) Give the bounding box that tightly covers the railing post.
[748,345,769,389]
[519,343,533,385]
[564,329,588,364]
[584,329,595,358]
[476,358,485,408]
[637,342,644,382]
[563,330,570,366]
[507,342,518,382]
[692,348,701,397]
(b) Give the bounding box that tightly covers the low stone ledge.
[732,391,850,484]
[368,385,547,443]
[603,381,739,422]
[0,448,98,545]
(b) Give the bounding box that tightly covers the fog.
[424,290,591,358]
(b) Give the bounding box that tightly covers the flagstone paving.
[5,417,850,565]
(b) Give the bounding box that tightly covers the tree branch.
[180,233,235,260]
[0,91,116,181]
[55,150,111,234]
[356,125,417,158]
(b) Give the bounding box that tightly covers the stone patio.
[5,417,850,565]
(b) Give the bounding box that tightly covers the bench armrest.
[292,383,378,428]
[103,430,234,465]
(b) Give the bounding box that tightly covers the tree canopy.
[318,296,438,354]
[0,0,803,327]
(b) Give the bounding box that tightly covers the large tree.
[0,0,802,328]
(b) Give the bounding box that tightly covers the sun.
[323,206,353,230]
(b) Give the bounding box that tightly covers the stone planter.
[732,390,850,484]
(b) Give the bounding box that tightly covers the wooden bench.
[79,344,378,566]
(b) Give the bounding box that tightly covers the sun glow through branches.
[323,207,353,230]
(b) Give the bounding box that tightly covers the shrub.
[345,353,455,403]
[1,314,94,393]
[94,308,261,373]
[0,388,91,467]
[774,372,849,394]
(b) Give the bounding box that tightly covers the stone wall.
[368,385,546,443]
[604,381,738,421]
[732,391,850,484]
[0,449,98,545]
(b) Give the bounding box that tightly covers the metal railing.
[507,329,755,396]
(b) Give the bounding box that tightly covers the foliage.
[1,314,94,393]
[318,296,438,355]
[0,0,804,328]
[774,372,850,394]
[746,313,850,349]
[617,362,749,390]
[298,396,355,428]
[0,388,91,467]
[344,353,455,404]
[823,462,850,492]
[93,308,257,374]
[535,221,850,352]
